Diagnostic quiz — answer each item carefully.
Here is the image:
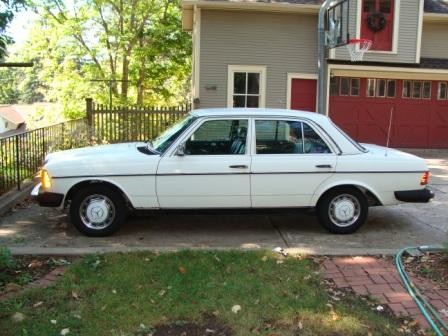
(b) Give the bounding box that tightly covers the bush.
[0,246,14,270]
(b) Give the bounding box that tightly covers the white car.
[32,108,434,236]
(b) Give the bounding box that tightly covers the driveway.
[0,150,447,255]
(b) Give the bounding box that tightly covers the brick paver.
[321,256,448,331]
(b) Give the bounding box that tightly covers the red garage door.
[329,77,448,148]
[290,78,317,112]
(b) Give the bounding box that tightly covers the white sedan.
[32,108,434,236]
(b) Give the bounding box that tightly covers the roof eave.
[182,0,320,14]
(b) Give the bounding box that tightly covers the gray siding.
[334,0,420,63]
[421,22,448,58]
[199,10,318,108]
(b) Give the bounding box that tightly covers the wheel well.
[65,180,133,209]
[318,184,382,207]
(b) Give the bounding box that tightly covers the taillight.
[420,171,429,186]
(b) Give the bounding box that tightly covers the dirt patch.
[404,252,448,289]
[0,255,76,292]
[147,317,233,336]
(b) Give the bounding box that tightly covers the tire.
[70,184,127,237]
[316,188,368,234]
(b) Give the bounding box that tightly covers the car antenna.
[385,107,394,157]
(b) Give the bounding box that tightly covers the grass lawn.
[0,251,406,336]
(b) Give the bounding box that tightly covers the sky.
[6,10,37,49]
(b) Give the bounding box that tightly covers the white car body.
[32,109,433,235]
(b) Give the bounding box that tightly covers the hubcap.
[328,194,361,227]
[79,194,115,230]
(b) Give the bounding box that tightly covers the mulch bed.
[404,252,448,290]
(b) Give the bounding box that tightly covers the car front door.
[156,118,251,208]
[250,118,337,207]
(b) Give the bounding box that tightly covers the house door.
[290,78,317,112]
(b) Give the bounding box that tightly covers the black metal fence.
[87,98,191,143]
[0,100,191,197]
[0,119,89,196]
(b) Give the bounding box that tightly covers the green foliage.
[0,246,14,270]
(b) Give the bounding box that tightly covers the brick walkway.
[0,267,66,302]
[321,256,448,331]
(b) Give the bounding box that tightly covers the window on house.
[402,80,412,98]
[386,80,396,98]
[367,79,376,97]
[412,81,422,99]
[422,81,431,99]
[228,66,266,108]
[438,82,447,100]
[330,77,339,96]
[351,78,360,96]
[340,77,350,96]
[376,79,386,97]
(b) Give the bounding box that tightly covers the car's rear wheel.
[70,185,127,236]
[317,188,368,234]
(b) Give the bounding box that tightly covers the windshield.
[151,114,197,153]
[331,121,367,152]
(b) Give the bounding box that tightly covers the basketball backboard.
[325,0,350,48]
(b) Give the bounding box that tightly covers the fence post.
[86,98,94,144]
[15,135,21,191]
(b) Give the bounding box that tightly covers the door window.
[184,119,248,155]
[255,120,331,154]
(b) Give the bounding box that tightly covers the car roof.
[190,108,329,122]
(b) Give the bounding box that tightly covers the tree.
[35,0,191,105]
[0,0,26,59]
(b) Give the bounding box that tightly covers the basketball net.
[345,39,372,62]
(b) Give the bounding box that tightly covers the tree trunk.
[121,53,129,101]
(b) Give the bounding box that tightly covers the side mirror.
[176,144,185,156]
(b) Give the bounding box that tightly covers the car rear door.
[250,118,337,207]
[156,118,252,208]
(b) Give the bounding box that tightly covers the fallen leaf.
[60,327,70,335]
[376,305,384,312]
[231,305,241,314]
[33,301,43,308]
[261,256,268,262]
[159,289,166,297]
[11,312,25,323]
[276,260,284,264]
[178,266,187,274]
[298,321,303,330]
[51,319,57,324]
[28,260,43,269]
[71,291,79,300]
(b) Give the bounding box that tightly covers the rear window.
[331,121,367,152]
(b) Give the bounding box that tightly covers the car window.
[185,119,248,155]
[255,120,331,154]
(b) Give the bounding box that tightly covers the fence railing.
[0,100,191,197]
[87,98,191,143]
[0,119,89,196]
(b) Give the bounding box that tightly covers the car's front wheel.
[70,185,127,236]
[316,188,368,234]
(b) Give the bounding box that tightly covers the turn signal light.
[420,171,430,186]
[41,169,52,189]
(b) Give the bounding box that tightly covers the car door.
[250,118,337,207]
[156,118,251,208]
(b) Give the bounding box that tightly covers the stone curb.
[0,182,35,217]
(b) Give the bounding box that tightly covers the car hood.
[44,142,160,177]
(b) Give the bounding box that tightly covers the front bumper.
[394,188,435,203]
[31,183,64,207]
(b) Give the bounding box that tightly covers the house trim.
[416,0,424,63]
[328,63,448,81]
[286,73,318,110]
[182,1,319,14]
[227,65,267,108]
[424,13,448,22]
[193,6,201,100]
[355,0,400,55]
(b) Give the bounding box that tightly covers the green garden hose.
[395,246,448,336]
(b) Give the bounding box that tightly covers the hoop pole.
[317,0,332,115]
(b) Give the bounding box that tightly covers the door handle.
[315,164,332,168]
[229,165,248,169]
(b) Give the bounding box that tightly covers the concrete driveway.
[0,150,447,255]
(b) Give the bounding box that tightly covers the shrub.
[0,246,14,270]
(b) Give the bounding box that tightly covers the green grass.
[0,251,403,336]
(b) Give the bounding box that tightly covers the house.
[0,105,26,137]
[181,0,448,148]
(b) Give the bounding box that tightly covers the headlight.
[41,169,52,189]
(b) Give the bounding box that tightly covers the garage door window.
[438,82,447,100]
[228,66,266,108]
[402,80,431,99]
[331,77,360,96]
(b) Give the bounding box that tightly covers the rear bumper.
[394,188,435,203]
[31,183,64,207]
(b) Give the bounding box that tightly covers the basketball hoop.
[345,39,372,62]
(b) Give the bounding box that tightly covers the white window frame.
[227,65,266,108]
